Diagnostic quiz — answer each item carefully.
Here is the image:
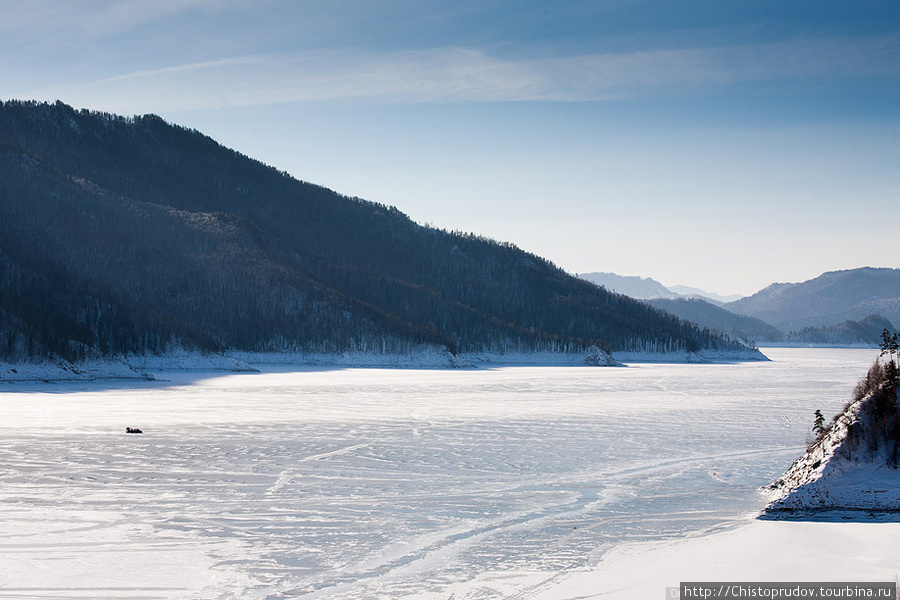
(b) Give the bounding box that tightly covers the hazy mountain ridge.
[577,271,735,304]
[648,297,892,347]
[666,285,742,304]
[645,297,782,343]
[727,268,900,332]
[578,272,676,300]
[0,100,751,367]
[582,269,898,347]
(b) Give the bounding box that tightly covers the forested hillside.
[645,297,782,343]
[780,315,894,347]
[0,100,746,363]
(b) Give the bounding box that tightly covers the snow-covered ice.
[524,519,900,600]
[0,348,892,599]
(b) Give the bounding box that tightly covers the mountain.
[763,358,900,516]
[645,297,783,343]
[578,272,676,299]
[0,100,752,366]
[646,299,893,347]
[727,268,900,332]
[666,285,743,304]
[580,269,898,348]
[577,272,742,305]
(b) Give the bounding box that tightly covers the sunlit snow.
[0,348,890,599]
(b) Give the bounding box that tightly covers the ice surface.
[0,348,886,599]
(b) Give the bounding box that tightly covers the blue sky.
[2,0,899,295]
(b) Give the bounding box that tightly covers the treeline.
[782,315,894,347]
[0,100,749,361]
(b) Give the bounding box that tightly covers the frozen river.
[0,348,881,599]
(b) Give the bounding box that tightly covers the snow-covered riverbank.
[1,345,767,382]
[0,357,152,382]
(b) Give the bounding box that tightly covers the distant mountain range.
[726,268,900,333]
[577,272,741,304]
[582,268,900,347]
[0,100,749,366]
[667,285,744,305]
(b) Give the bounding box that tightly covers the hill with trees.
[779,315,895,347]
[0,100,753,369]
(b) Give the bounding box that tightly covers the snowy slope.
[0,357,151,382]
[763,377,900,514]
[0,348,257,382]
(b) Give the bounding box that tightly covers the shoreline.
[0,346,770,383]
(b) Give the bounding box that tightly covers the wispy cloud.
[25,34,900,113]
[0,0,236,37]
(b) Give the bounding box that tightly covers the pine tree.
[880,329,898,364]
[813,409,827,441]
[880,329,900,386]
